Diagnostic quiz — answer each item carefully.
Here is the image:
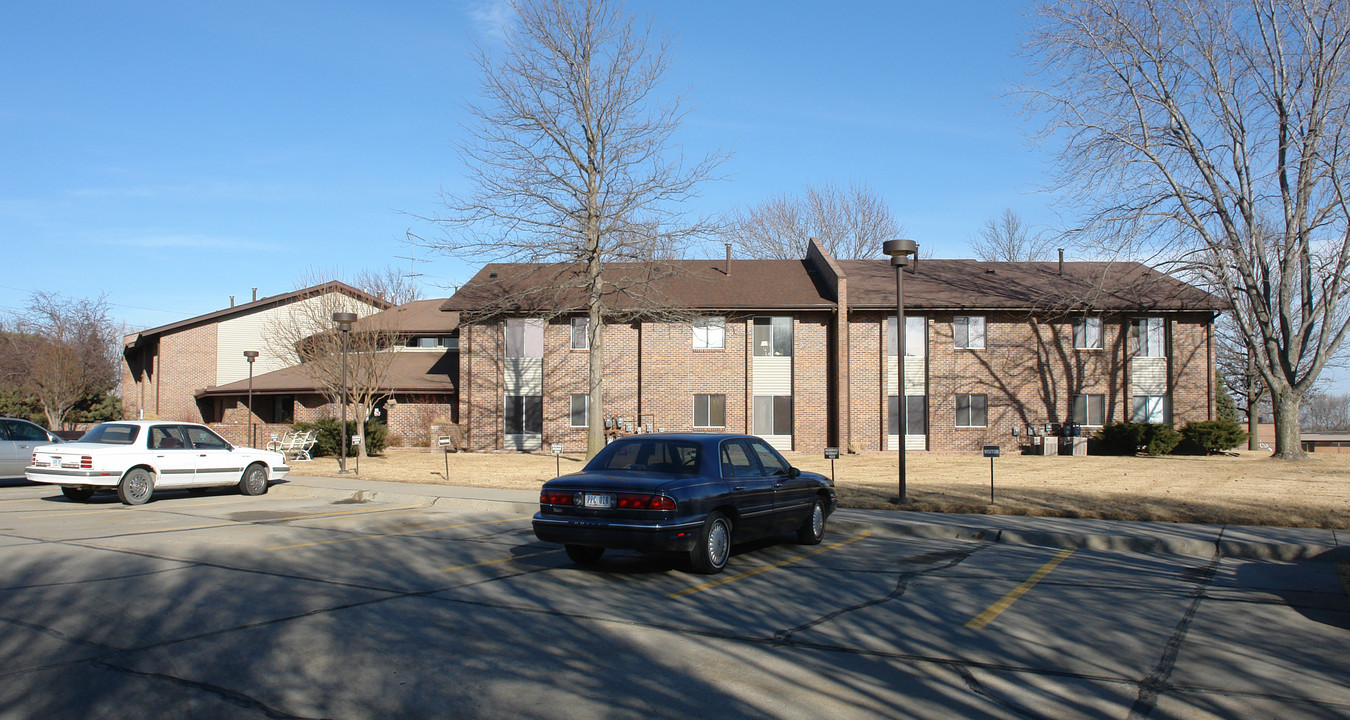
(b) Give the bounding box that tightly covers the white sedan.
[26,421,290,505]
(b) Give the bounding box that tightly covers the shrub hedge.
[292,418,388,457]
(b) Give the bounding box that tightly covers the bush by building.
[293,418,388,457]
[1180,419,1248,454]
[1094,422,1182,456]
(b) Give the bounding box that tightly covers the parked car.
[533,433,837,574]
[0,417,64,480]
[25,421,290,505]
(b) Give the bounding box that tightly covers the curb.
[276,478,1341,563]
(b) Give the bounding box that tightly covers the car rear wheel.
[118,468,154,505]
[238,463,269,496]
[565,545,604,565]
[690,512,732,574]
[61,486,94,502]
[796,498,826,545]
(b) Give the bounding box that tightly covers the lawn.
[288,447,1350,529]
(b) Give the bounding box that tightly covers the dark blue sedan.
[532,433,838,574]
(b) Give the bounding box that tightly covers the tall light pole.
[882,238,918,504]
[243,350,259,448]
[333,312,357,475]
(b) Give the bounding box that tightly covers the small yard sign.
[982,445,1000,503]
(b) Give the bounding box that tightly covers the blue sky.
[2,0,1055,333]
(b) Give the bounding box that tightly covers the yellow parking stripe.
[437,548,561,572]
[965,547,1075,630]
[667,531,871,599]
[267,515,530,551]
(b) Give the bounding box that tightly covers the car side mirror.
[788,466,801,478]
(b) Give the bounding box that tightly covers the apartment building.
[443,240,1223,454]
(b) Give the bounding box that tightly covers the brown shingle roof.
[841,260,1224,312]
[352,299,459,334]
[196,351,456,397]
[440,260,836,314]
[124,281,389,347]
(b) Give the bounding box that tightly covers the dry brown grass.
[289,448,1350,529]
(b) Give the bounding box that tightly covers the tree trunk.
[1270,392,1306,460]
[586,303,604,460]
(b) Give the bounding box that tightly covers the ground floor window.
[505,395,543,435]
[888,395,927,435]
[1073,394,1106,427]
[570,394,588,427]
[956,394,988,428]
[753,395,792,436]
[1132,395,1166,424]
[693,394,726,428]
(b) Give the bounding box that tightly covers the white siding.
[504,358,543,395]
[886,435,926,451]
[752,356,792,395]
[1131,357,1168,395]
[761,435,792,453]
[216,294,381,384]
[887,357,925,396]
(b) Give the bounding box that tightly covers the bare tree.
[263,278,395,459]
[1024,0,1350,459]
[971,208,1055,262]
[354,265,422,307]
[1301,390,1350,431]
[2,292,120,429]
[426,0,725,457]
[726,180,902,259]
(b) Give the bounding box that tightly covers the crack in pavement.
[92,657,331,720]
[1127,551,1221,719]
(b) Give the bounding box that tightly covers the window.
[693,394,726,428]
[1132,395,1166,424]
[720,439,759,478]
[505,395,543,435]
[570,394,588,427]
[1073,394,1106,426]
[406,336,458,350]
[748,438,790,475]
[1,419,48,442]
[1073,317,1103,350]
[956,394,988,428]
[954,316,985,349]
[1134,317,1164,357]
[692,316,725,349]
[888,395,927,435]
[887,316,926,357]
[505,319,544,358]
[753,317,793,357]
[266,396,294,424]
[570,317,588,350]
[184,425,229,450]
[753,395,793,436]
[594,439,701,475]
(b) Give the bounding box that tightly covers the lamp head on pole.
[243,350,259,363]
[332,312,357,332]
[882,238,918,267]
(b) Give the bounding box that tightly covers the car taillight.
[615,493,676,510]
[540,490,577,505]
[81,456,93,469]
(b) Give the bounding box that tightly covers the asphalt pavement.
[276,474,1346,563]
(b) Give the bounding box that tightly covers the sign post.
[437,435,453,480]
[982,445,1001,503]
[823,447,839,483]
[551,443,564,477]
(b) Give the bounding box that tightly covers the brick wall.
[792,314,830,451]
[1169,315,1212,423]
[150,324,217,422]
[846,312,885,452]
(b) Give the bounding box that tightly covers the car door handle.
[733,485,745,491]
[774,482,784,488]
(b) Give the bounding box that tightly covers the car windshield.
[78,424,140,445]
[586,439,702,475]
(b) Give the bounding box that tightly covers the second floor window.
[1134,317,1164,357]
[570,317,588,350]
[887,316,926,357]
[1073,317,1103,350]
[753,317,793,357]
[954,316,985,349]
[693,317,725,349]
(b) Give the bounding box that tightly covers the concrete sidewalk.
[275,474,1346,563]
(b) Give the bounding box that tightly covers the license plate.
[583,493,612,509]
[50,457,61,468]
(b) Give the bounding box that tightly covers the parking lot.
[1,479,1347,719]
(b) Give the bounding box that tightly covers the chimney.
[912,244,919,273]
[229,295,235,307]
[725,243,732,277]
[252,287,257,302]
[1058,248,1064,275]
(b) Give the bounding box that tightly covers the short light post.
[882,238,918,504]
[243,350,259,447]
[333,312,358,475]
